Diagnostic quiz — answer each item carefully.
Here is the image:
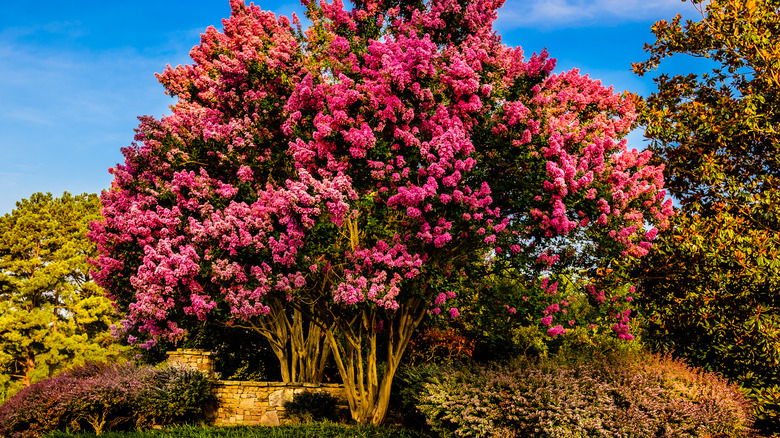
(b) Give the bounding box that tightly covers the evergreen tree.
[0,192,122,400]
[633,0,780,429]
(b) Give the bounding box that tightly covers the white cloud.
[496,0,701,30]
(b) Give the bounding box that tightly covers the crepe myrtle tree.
[90,0,672,424]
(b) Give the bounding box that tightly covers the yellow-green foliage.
[0,192,123,400]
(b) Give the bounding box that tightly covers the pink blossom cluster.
[499,70,672,262]
[612,308,634,341]
[90,0,672,346]
[427,290,459,318]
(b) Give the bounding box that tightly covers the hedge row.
[412,352,754,438]
[0,362,213,438]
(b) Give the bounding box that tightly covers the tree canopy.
[0,192,121,401]
[633,0,780,428]
[91,0,672,424]
[634,0,780,222]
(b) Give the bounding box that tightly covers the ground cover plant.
[42,423,432,438]
[0,362,213,438]
[415,351,753,438]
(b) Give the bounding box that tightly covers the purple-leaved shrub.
[60,363,154,435]
[417,353,753,438]
[0,374,74,438]
[0,362,212,438]
[0,363,119,438]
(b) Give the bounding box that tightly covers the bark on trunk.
[243,300,330,383]
[327,298,426,424]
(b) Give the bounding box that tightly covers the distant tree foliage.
[0,192,122,400]
[633,0,780,429]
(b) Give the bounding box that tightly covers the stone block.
[239,398,256,409]
[260,411,280,426]
[268,388,294,407]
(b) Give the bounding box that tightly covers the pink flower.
[449,307,460,319]
[547,325,565,337]
[237,165,253,182]
[645,227,658,241]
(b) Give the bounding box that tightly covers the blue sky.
[0,0,704,216]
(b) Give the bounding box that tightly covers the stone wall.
[167,349,347,426]
[167,349,216,379]
[208,381,347,426]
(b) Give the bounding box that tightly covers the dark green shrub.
[390,363,447,429]
[744,385,780,432]
[136,366,214,427]
[181,324,275,381]
[283,391,340,423]
[417,352,753,438]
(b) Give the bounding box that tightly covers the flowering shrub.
[0,363,213,437]
[90,0,673,424]
[417,353,753,438]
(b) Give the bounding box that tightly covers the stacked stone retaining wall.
[166,349,216,378]
[167,349,347,426]
[208,381,348,426]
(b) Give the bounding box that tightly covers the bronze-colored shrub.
[417,352,753,438]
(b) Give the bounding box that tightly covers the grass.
[42,423,433,438]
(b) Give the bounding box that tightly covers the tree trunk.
[326,298,426,424]
[251,300,330,383]
[21,354,35,387]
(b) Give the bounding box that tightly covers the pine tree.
[0,192,122,400]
